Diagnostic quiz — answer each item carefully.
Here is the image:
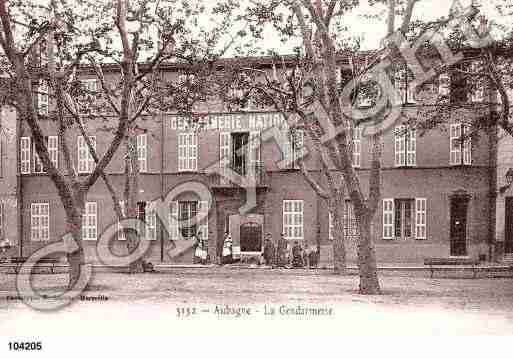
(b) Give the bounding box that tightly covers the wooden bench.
[0,257,63,274]
[424,257,480,278]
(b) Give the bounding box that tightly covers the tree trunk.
[330,199,347,274]
[126,134,144,273]
[356,214,381,294]
[66,194,85,289]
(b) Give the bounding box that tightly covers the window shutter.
[407,128,416,166]
[415,198,427,239]
[118,201,126,241]
[293,129,304,169]
[137,134,148,173]
[281,128,292,168]
[219,132,231,184]
[352,126,361,167]
[249,131,261,176]
[383,199,395,239]
[178,133,186,171]
[189,133,198,171]
[395,126,406,166]
[48,135,58,169]
[328,212,333,240]
[463,125,472,165]
[88,136,96,172]
[450,123,462,165]
[169,201,180,240]
[198,200,209,242]
[145,203,156,241]
[20,137,31,174]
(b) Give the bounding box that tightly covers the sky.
[250,0,509,54]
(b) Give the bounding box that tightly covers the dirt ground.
[0,268,512,336]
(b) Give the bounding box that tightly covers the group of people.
[192,231,319,268]
[263,233,319,268]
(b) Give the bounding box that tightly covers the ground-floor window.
[31,203,49,241]
[383,198,427,240]
[283,200,304,240]
[329,201,359,240]
[179,201,197,239]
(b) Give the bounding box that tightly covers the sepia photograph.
[0,0,512,356]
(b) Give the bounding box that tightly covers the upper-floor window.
[282,129,304,170]
[394,126,416,167]
[37,80,49,115]
[178,132,197,172]
[469,61,485,103]
[77,135,96,174]
[438,73,450,99]
[394,67,416,105]
[21,136,58,174]
[450,123,472,166]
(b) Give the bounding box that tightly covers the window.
[438,73,450,98]
[248,131,261,177]
[352,126,362,168]
[20,137,31,174]
[395,126,416,167]
[231,132,249,175]
[329,202,359,240]
[31,203,49,241]
[81,79,98,93]
[33,136,56,173]
[82,202,97,241]
[77,136,96,173]
[37,80,49,115]
[179,201,198,239]
[394,67,416,104]
[283,129,304,169]
[137,134,148,173]
[469,61,485,103]
[343,201,359,238]
[450,123,472,165]
[178,132,197,172]
[383,198,427,240]
[78,79,98,113]
[283,200,304,240]
[394,199,414,239]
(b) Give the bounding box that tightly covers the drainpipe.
[160,109,165,263]
[16,111,23,258]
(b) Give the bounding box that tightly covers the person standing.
[292,241,304,268]
[222,232,233,265]
[263,233,275,266]
[276,233,288,268]
[192,231,205,264]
